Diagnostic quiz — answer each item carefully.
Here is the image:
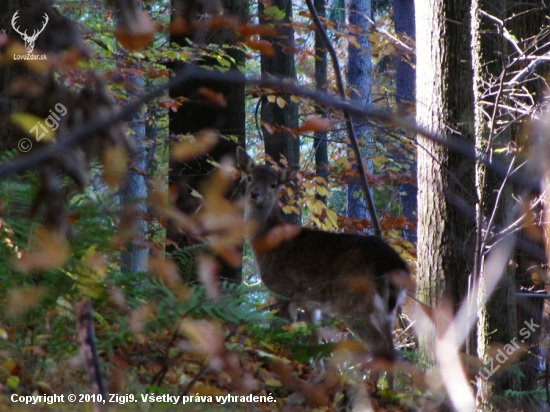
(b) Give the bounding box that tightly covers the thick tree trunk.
[168,0,248,283]
[471,0,518,404]
[259,0,299,225]
[345,0,372,220]
[415,0,475,356]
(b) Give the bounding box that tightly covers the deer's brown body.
[237,147,411,368]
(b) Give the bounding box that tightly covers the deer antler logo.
[11,11,49,54]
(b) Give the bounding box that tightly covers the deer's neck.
[247,205,285,241]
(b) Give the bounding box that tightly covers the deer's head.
[12,11,49,54]
[237,147,299,214]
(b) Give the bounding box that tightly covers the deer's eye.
[270,183,277,189]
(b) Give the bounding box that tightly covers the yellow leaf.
[267,94,276,103]
[327,209,338,225]
[101,146,127,188]
[290,95,300,103]
[82,245,107,279]
[315,185,329,197]
[11,113,55,142]
[276,96,286,108]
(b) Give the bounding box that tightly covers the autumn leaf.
[148,256,181,288]
[171,130,219,161]
[180,319,224,358]
[236,24,277,37]
[13,227,69,272]
[294,117,332,134]
[197,255,220,300]
[114,11,156,51]
[198,88,227,108]
[7,287,46,317]
[101,146,127,188]
[129,304,154,340]
[276,96,286,108]
[11,113,55,142]
[253,224,301,253]
[246,39,274,56]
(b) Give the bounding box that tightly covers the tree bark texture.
[471,0,519,404]
[259,0,300,225]
[415,0,475,356]
[345,0,372,220]
[393,0,417,242]
[168,0,248,283]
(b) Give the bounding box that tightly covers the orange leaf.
[294,117,332,134]
[171,130,219,161]
[198,88,227,108]
[253,224,301,253]
[246,39,274,56]
[114,11,156,51]
[236,24,277,37]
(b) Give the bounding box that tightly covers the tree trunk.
[345,0,372,220]
[415,0,475,356]
[259,0,300,225]
[119,68,148,274]
[168,0,248,283]
[393,0,416,242]
[471,0,518,403]
[314,0,328,204]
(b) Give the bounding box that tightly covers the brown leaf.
[148,256,181,288]
[13,227,69,273]
[114,11,156,51]
[101,146,127,188]
[198,88,227,108]
[7,287,46,317]
[236,24,277,37]
[294,116,332,134]
[129,304,154,337]
[252,224,301,253]
[246,39,274,57]
[197,255,220,300]
[179,319,224,358]
[171,130,219,161]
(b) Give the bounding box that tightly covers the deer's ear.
[236,147,254,173]
[279,166,300,185]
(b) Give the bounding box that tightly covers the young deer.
[237,148,411,384]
